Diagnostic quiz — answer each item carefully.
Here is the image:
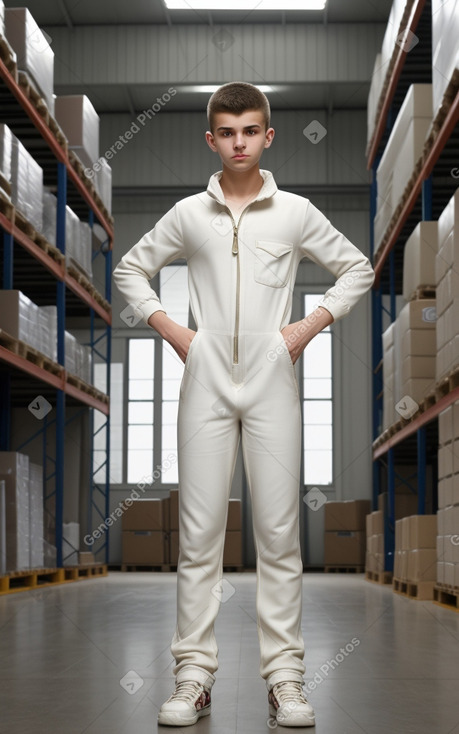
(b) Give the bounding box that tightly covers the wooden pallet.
[0,188,14,221]
[324,565,365,574]
[365,569,392,585]
[17,70,50,125]
[0,563,108,594]
[433,584,459,612]
[0,328,64,377]
[33,232,65,265]
[392,577,435,600]
[0,34,18,80]
[14,207,36,238]
[406,286,436,302]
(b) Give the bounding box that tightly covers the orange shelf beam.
[0,213,111,324]
[0,345,109,415]
[373,91,459,286]
[366,0,427,169]
[373,385,459,459]
[0,57,113,240]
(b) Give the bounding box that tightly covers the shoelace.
[168,680,204,702]
[273,681,308,704]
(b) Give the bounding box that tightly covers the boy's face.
[205,110,274,173]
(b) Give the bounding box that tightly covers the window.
[94,362,123,484]
[127,339,154,484]
[303,294,333,484]
[160,265,189,483]
[125,264,189,485]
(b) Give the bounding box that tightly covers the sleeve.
[299,200,375,322]
[112,203,185,325]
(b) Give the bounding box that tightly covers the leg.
[171,338,240,678]
[240,334,306,686]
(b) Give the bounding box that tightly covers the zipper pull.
[232,225,238,254]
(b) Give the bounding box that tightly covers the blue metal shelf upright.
[367,0,459,573]
[0,51,114,568]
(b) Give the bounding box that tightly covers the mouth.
[233,154,248,159]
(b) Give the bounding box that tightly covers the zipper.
[228,208,248,365]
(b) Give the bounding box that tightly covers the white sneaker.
[158,679,212,726]
[268,680,316,727]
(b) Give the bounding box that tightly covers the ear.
[264,127,275,148]
[205,131,218,152]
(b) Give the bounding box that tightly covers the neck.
[219,164,264,200]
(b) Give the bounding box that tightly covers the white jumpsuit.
[113,168,375,692]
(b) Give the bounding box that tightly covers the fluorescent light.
[186,84,275,93]
[165,1,326,9]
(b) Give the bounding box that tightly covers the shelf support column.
[417,426,426,514]
[422,176,433,221]
[385,448,395,572]
[55,161,67,567]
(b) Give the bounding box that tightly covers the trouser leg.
[171,339,240,678]
[240,332,306,685]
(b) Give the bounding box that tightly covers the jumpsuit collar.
[206,168,278,206]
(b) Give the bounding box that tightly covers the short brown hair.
[207,82,271,135]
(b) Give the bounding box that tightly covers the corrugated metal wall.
[100,109,368,187]
[50,23,384,85]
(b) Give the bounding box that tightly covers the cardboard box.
[227,499,242,530]
[453,473,459,506]
[5,8,54,113]
[401,328,436,357]
[407,549,437,582]
[324,531,365,566]
[403,221,438,301]
[0,452,30,572]
[324,500,371,531]
[169,489,179,530]
[400,549,408,581]
[436,560,444,584]
[438,476,453,509]
[122,530,165,565]
[161,496,170,531]
[401,516,411,550]
[408,515,437,549]
[79,551,95,565]
[367,510,384,536]
[378,492,418,521]
[170,530,179,565]
[223,530,242,566]
[444,562,455,586]
[122,498,166,531]
[55,95,99,170]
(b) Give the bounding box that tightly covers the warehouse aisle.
[0,573,458,733]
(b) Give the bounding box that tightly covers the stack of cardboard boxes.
[324,500,370,568]
[436,190,459,380]
[366,488,419,577]
[122,492,242,568]
[437,401,459,589]
[366,510,384,575]
[393,515,437,598]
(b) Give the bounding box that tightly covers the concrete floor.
[0,572,459,733]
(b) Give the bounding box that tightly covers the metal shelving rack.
[0,49,114,568]
[367,0,459,573]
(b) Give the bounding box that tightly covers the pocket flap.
[256,240,293,258]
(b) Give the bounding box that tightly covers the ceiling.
[5,0,393,26]
[3,0,392,115]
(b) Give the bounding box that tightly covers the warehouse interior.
[0,0,458,731]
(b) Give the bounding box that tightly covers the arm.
[113,204,196,362]
[281,201,374,363]
[299,200,375,322]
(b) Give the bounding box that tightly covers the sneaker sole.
[268,703,315,727]
[158,705,211,726]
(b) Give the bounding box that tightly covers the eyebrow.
[216,124,262,131]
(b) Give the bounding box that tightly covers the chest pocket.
[254,240,294,288]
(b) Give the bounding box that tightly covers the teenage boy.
[113,81,375,728]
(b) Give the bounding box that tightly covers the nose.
[234,133,245,149]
